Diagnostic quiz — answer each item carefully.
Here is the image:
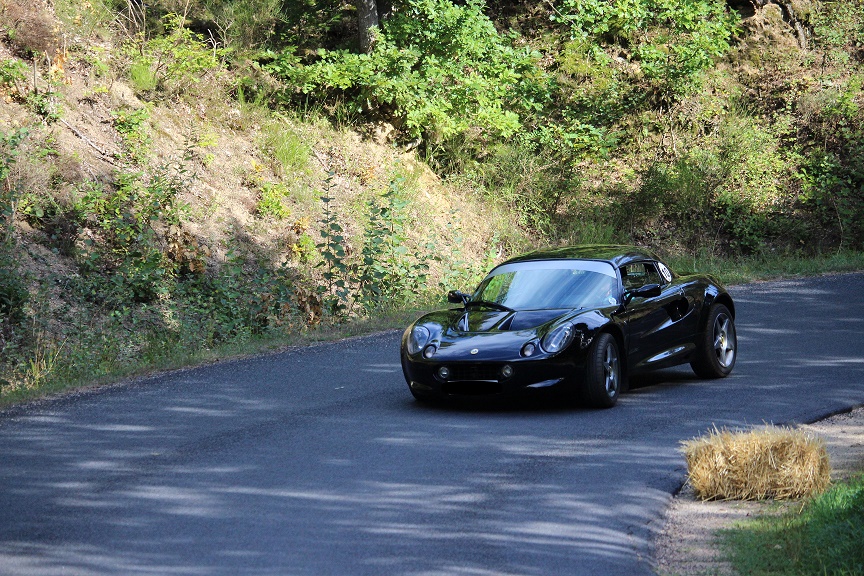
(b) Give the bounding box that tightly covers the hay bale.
[682,425,831,501]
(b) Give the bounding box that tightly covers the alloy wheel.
[713,313,736,368]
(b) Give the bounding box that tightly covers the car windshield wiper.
[465,300,515,312]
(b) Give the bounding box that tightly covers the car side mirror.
[448,290,470,305]
[623,283,662,305]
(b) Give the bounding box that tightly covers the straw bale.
[682,425,831,501]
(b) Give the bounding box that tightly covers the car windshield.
[471,260,618,311]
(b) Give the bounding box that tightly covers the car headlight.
[541,323,576,354]
[407,326,431,355]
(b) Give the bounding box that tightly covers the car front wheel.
[582,332,621,408]
[690,304,737,378]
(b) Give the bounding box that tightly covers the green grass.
[665,250,864,286]
[721,474,864,576]
[259,119,310,177]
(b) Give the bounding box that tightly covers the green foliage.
[712,119,790,252]
[459,133,576,234]
[811,1,864,57]
[626,113,796,253]
[202,0,283,50]
[313,175,440,317]
[111,107,152,162]
[72,160,192,303]
[279,0,352,50]
[0,129,30,358]
[270,0,549,142]
[53,0,118,37]
[0,59,27,100]
[796,76,864,249]
[259,120,310,176]
[124,14,227,97]
[1,128,28,240]
[723,474,864,576]
[356,180,434,312]
[315,176,351,316]
[256,182,291,219]
[26,91,61,123]
[291,232,317,264]
[129,60,158,92]
[553,0,738,103]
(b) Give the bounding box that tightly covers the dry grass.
[683,425,831,501]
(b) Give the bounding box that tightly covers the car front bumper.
[401,353,582,399]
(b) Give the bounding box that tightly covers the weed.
[356,179,435,312]
[316,176,351,316]
[258,119,309,176]
[124,14,228,98]
[0,58,27,101]
[256,182,291,220]
[111,108,152,162]
[27,91,61,123]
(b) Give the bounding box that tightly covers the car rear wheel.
[582,332,621,408]
[690,304,736,378]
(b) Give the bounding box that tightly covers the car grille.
[448,364,502,382]
[442,381,503,396]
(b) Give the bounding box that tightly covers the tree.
[356,0,392,53]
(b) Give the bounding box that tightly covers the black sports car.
[401,245,736,408]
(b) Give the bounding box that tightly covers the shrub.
[683,425,831,501]
[111,107,152,163]
[0,59,27,101]
[202,0,283,50]
[0,128,30,357]
[124,14,227,98]
[270,0,549,142]
[553,0,738,103]
[356,181,434,312]
[256,182,291,219]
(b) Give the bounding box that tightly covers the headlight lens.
[407,326,431,355]
[541,324,576,354]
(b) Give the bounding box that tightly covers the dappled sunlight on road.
[2,275,864,575]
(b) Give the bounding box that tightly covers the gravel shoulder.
[654,405,864,576]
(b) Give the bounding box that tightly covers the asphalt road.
[1,273,863,576]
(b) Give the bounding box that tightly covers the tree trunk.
[356,0,379,53]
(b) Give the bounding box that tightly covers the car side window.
[621,262,664,290]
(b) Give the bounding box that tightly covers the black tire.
[690,304,737,378]
[582,332,622,409]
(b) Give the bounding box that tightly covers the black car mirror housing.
[448,290,470,305]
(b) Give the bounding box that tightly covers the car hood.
[414,309,570,360]
[436,308,570,333]
[409,307,611,361]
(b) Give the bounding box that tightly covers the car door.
[619,261,692,370]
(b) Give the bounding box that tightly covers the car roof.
[501,244,660,269]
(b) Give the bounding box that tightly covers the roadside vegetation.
[684,425,862,576]
[1,0,864,405]
[722,473,864,575]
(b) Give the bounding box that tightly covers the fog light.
[501,365,513,378]
[437,366,451,380]
[522,343,536,357]
[423,344,437,359]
